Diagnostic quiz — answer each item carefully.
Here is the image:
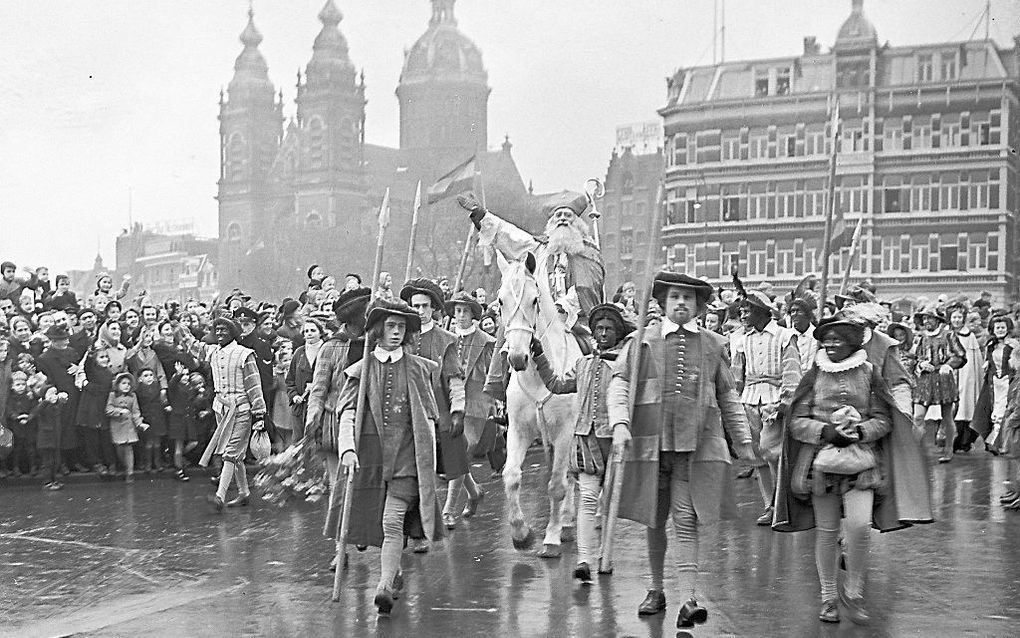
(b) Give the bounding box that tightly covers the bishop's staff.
[599,179,664,574]
[333,187,390,602]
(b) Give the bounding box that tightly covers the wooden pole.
[599,179,664,574]
[817,95,841,318]
[333,188,390,602]
[839,216,865,294]
[404,181,422,282]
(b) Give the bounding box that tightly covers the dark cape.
[773,364,934,533]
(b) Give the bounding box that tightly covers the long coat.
[410,326,469,478]
[607,325,752,528]
[305,332,364,453]
[36,346,81,450]
[335,354,444,547]
[773,365,934,533]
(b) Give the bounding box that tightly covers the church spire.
[430,0,457,27]
[239,5,262,49]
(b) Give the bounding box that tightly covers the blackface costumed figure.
[533,302,634,583]
[336,299,444,616]
[457,190,605,400]
[182,317,267,511]
[607,272,755,631]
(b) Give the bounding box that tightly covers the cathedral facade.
[217,0,537,299]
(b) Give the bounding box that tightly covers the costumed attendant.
[182,317,267,511]
[337,299,444,616]
[774,318,932,625]
[973,315,1018,455]
[608,273,754,630]
[533,303,633,583]
[948,304,983,452]
[400,278,468,552]
[912,306,966,463]
[440,292,493,529]
[788,297,818,375]
[732,291,802,525]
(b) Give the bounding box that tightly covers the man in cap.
[440,291,494,528]
[788,297,818,374]
[607,272,753,628]
[732,290,802,526]
[400,278,468,552]
[180,317,267,511]
[236,306,275,431]
[336,298,444,615]
[531,302,633,575]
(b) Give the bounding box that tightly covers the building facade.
[606,0,1019,303]
[115,225,219,304]
[217,0,536,299]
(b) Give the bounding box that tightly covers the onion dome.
[228,7,273,97]
[399,0,487,86]
[304,0,356,87]
[835,0,878,51]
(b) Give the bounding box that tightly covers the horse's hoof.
[560,526,575,543]
[511,528,535,550]
[537,543,562,558]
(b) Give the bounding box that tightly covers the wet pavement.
[2,447,1020,638]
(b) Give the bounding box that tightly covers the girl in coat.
[948,304,983,452]
[6,370,38,477]
[166,365,198,481]
[33,377,67,490]
[105,372,146,483]
[135,368,168,472]
[775,318,930,626]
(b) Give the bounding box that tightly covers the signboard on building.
[145,218,195,236]
[615,121,663,155]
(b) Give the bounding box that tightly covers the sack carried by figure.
[813,443,876,475]
[249,429,272,461]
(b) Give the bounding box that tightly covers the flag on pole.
[378,187,391,229]
[412,180,422,217]
[427,155,476,204]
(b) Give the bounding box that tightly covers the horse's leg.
[538,408,572,557]
[504,397,535,550]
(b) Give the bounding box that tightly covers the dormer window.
[917,54,934,82]
[754,70,769,97]
[776,68,791,96]
[940,51,957,80]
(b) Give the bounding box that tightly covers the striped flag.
[427,155,476,204]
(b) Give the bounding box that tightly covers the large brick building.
[217,0,537,299]
[606,0,1020,303]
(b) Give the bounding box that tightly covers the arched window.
[226,222,242,242]
[306,212,322,229]
[308,117,325,169]
[622,172,635,195]
[227,132,246,181]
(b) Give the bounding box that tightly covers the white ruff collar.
[814,349,868,373]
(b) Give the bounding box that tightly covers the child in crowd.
[76,349,115,474]
[105,372,147,484]
[271,339,294,451]
[167,364,198,481]
[135,367,167,473]
[190,371,214,448]
[34,377,67,490]
[6,370,38,477]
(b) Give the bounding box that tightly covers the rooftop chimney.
[803,36,820,55]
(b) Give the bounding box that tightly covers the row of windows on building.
[224,212,329,242]
[606,231,1001,280]
[666,109,1001,166]
[656,170,1005,225]
[223,117,360,180]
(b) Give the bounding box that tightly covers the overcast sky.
[1,0,1016,274]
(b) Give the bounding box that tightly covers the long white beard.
[545,219,586,255]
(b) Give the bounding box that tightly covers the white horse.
[495,251,580,557]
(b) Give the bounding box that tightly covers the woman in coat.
[94,321,128,374]
[972,315,1019,454]
[774,318,932,626]
[948,304,983,452]
[286,318,325,443]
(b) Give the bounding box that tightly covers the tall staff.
[452,162,485,296]
[333,188,390,602]
[404,181,423,282]
[839,215,865,294]
[817,94,841,316]
[599,179,664,574]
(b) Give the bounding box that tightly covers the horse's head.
[497,252,541,372]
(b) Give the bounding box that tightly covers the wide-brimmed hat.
[914,305,947,323]
[365,299,422,334]
[212,317,241,340]
[444,291,484,320]
[588,303,635,337]
[740,290,776,314]
[835,285,878,308]
[885,321,914,344]
[112,371,137,392]
[44,324,71,341]
[650,272,714,304]
[813,318,866,346]
[400,278,445,311]
[332,287,372,323]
